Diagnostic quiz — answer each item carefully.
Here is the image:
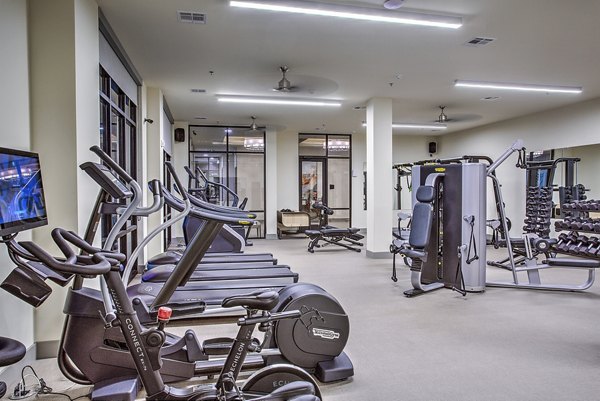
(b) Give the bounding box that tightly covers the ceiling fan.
[433,106,479,123]
[246,116,267,132]
[273,66,298,92]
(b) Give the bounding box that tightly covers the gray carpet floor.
[14,238,600,400]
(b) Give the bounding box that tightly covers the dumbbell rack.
[558,184,587,218]
[553,199,600,259]
[523,186,552,238]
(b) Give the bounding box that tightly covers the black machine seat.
[222,290,279,310]
[0,336,26,367]
[401,248,427,261]
[545,258,600,268]
[407,189,434,250]
[415,185,435,203]
[321,228,359,236]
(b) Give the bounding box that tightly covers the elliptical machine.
[19,228,322,401]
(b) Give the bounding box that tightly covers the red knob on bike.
[157,307,172,321]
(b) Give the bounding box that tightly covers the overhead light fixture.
[362,122,447,130]
[323,139,350,151]
[217,95,342,107]
[454,80,583,94]
[244,137,265,149]
[230,1,463,29]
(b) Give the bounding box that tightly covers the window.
[189,126,266,238]
[99,66,138,255]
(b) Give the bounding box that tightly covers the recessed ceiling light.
[383,0,405,10]
[217,95,342,107]
[230,1,463,29]
[362,122,447,130]
[455,80,582,94]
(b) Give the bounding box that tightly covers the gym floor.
[26,238,600,401]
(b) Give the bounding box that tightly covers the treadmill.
[80,148,303,313]
[80,160,297,285]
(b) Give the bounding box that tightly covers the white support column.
[366,98,393,258]
[265,128,278,239]
[145,87,165,257]
[29,0,100,353]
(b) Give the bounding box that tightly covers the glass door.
[300,158,326,227]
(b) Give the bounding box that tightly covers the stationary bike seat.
[0,336,26,366]
[222,290,279,310]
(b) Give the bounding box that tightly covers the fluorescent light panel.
[454,80,582,94]
[217,95,341,107]
[362,123,447,130]
[230,1,462,29]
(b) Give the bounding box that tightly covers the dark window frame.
[298,133,353,226]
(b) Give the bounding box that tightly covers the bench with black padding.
[305,203,364,253]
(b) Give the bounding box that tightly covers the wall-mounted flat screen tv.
[0,147,48,236]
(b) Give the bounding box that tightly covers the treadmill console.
[80,161,133,199]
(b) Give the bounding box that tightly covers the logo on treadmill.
[435,167,446,172]
[312,328,340,340]
[143,286,154,293]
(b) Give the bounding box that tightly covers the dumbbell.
[567,235,589,254]
[554,221,568,231]
[556,233,579,252]
[584,239,600,257]
[555,233,571,249]
[581,237,600,256]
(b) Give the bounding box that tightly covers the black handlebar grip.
[165,161,188,201]
[90,145,134,184]
[18,241,111,276]
[149,179,162,196]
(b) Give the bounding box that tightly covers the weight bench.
[305,203,364,253]
[487,234,600,291]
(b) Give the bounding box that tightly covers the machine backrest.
[409,186,434,249]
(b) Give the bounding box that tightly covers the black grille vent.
[464,37,495,47]
[178,11,206,24]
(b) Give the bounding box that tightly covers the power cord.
[10,365,91,401]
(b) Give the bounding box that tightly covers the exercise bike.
[18,228,322,401]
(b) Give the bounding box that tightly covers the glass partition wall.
[189,126,266,238]
[299,133,352,228]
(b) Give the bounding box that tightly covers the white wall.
[0,0,35,350]
[276,131,299,210]
[438,97,600,228]
[350,133,366,228]
[392,135,432,215]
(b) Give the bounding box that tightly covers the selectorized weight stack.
[404,162,487,296]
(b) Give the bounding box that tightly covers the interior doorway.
[298,134,351,228]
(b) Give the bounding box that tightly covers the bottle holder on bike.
[1,266,52,307]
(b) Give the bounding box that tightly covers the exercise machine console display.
[0,148,47,236]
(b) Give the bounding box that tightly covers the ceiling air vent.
[177,11,206,24]
[190,89,206,93]
[464,37,495,47]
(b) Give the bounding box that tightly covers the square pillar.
[366,98,393,258]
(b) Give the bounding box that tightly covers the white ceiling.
[97,0,600,136]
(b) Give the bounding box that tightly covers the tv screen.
[0,147,48,236]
